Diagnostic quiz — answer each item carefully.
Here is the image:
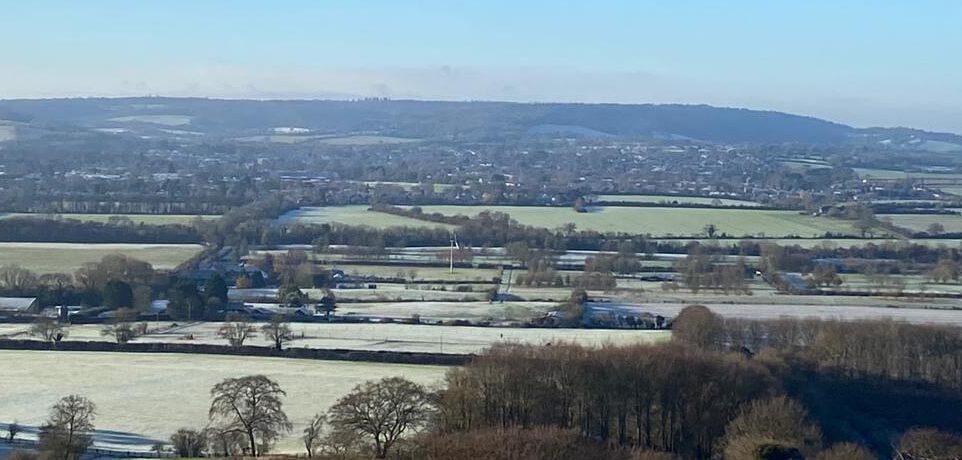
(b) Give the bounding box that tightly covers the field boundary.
[0,339,471,365]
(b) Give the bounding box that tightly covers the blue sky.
[2,1,962,132]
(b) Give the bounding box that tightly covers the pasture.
[0,213,218,225]
[3,322,671,354]
[0,351,447,453]
[879,213,962,233]
[408,205,863,237]
[316,135,421,145]
[277,205,453,229]
[108,115,193,126]
[633,302,962,327]
[596,194,760,207]
[0,242,204,273]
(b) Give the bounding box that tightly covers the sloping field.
[0,124,15,141]
[879,214,962,233]
[0,213,217,225]
[0,243,203,273]
[410,205,861,237]
[596,194,760,207]
[277,205,453,229]
[108,115,192,126]
[317,135,420,145]
[0,351,447,453]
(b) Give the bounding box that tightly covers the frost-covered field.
[1,351,448,453]
[2,322,671,354]
[622,303,962,326]
[0,242,203,273]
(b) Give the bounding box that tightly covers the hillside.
[0,97,959,147]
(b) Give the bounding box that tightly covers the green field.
[407,205,863,237]
[595,194,760,207]
[359,181,464,193]
[854,168,962,181]
[317,135,421,145]
[0,213,218,225]
[652,238,962,249]
[278,205,454,229]
[879,214,962,233]
[108,115,193,126]
[0,243,204,273]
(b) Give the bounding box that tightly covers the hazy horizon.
[3,1,961,133]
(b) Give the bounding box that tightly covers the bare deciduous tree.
[30,317,65,343]
[328,376,430,459]
[100,308,142,344]
[169,428,207,457]
[302,413,326,458]
[217,314,257,347]
[209,375,292,457]
[261,314,294,350]
[38,395,96,460]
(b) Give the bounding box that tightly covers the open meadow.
[0,242,204,273]
[279,205,866,237]
[0,124,15,141]
[409,205,864,237]
[277,205,453,229]
[107,115,193,126]
[595,194,761,207]
[0,213,218,225]
[879,213,962,233]
[0,351,448,453]
[0,322,670,354]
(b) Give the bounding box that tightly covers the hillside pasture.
[0,351,447,453]
[879,213,962,233]
[277,205,453,229]
[107,115,193,126]
[316,135,421,145]
[596,194,760,207]
[0,242,204,273]
[0,124,15,141]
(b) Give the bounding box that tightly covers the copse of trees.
[672,305,962,391]
[437,342,778,458]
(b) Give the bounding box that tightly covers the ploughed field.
[0,351,447,453]
[0,242,204,273]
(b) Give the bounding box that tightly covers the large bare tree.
[38,395,96,460]
[328,376,430,459]
[208,375,292,457]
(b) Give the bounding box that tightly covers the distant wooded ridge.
[2,97,960,145]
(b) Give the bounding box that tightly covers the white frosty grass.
[0,351,448,453]
[630,303,962,327]
[4,322,670,354]
[0,243,204,273]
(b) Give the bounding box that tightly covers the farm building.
[0,297,39,314]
